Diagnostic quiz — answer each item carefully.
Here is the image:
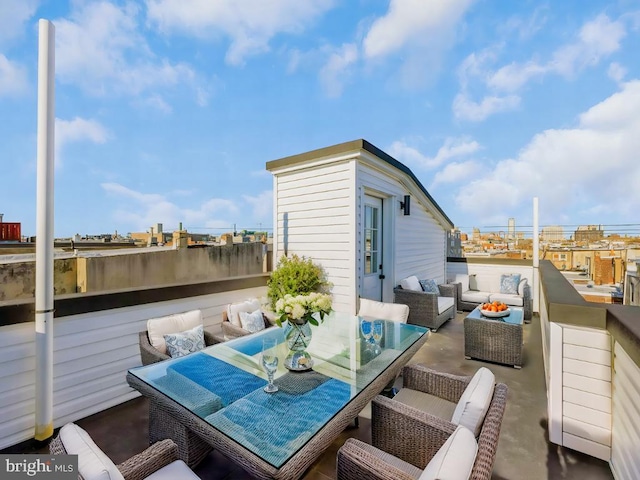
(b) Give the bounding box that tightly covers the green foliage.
[267,254,329,309]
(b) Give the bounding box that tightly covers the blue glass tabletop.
[128,311,427,468]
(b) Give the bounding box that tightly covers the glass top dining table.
[127,311,428,480]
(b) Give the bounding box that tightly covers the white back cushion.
[453,274,469,291]
[419,425,478,480]
[451,367,495,436]
[227,299,261,327]
[399,275,422,292]
[147,310,203,355]
[358,298,410,323]
[59,423,124,480]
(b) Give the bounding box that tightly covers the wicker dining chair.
[337,424,478,480]
[370,364,508,480]
[49,423,200,480]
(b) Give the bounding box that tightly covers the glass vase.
[283,318,313,371]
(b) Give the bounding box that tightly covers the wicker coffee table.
[464,306,524,368]
[127,312,428,480]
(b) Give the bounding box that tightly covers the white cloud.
[362,0,475,60]
[390,137,481,169]
[55,117,110,168]
[454,81,640,223]
[550,14,626,77]
[607,62,626,83]
[146,0,335,66]
[453,92,520,122]
[242,190,273,222]
[101,183,273,233]
[0,0,38,45]
[361,0,476,88]
[430,160,483,188]
[55,1,200,100]
[455,14,627,122]
[0,54,28,96]
[319,43,358,97]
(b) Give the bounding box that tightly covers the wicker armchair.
[337,425,477,480]
[220,309,276,340]
[393,284,456,331]
[138,329,218,365]
[371,364,508,480]
[50,423,199,480]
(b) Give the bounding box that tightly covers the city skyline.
[1,1,639,237]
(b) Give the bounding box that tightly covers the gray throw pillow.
[500,274,521,295]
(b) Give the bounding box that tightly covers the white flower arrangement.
[274,292,333,327]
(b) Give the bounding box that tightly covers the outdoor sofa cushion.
[239,309,266,333]
[451,367,496,437]
[147,309,203,355]
[399,275,423,292]
[419,278,440,294]
[227,298,262,327]
[358,298,410,323]
[59,423,125,480]
[59,423,199,480]
[418,425,478,480]
[164,324,205,358]
[437,297,455,315]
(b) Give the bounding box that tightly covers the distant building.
[542,226,564,242]
[0,213,21,242]
[508,218,515,239]
[575,225,604,242]
[447,229,462,257]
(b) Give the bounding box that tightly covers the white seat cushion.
[489,293,524,307]
[451,367,495,437]
[437,297,455,315]
[144,460,200,480]
[394,388,458,420]
[358,298,410,323]
[399,275,422,292]
[461,290,490,304]
[227,299,261,327]
[59,423,124,480]
[419,425,478,480]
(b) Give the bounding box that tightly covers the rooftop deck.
[7,311,614,480]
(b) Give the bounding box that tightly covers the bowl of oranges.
[480,301,510,318]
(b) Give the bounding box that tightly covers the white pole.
[35,19,55,442]
[532,197,539,314]
[533,197,539,268]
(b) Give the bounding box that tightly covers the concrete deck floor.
[8,312,614,479]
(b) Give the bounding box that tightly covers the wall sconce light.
[400,195,411,216]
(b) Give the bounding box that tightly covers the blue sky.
[1,0,639,238]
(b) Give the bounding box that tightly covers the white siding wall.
[611,342,640,480]
[0,286,266,450]
[549,323,612,461]
[356,165,446,289]
[273,160,355,313]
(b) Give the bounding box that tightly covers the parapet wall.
[0,243,268,300]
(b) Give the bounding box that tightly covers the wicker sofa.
[450,272,532,322]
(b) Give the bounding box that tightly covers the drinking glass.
[261,338,279,393]
[372,320,384,355]
[360,319,373,344]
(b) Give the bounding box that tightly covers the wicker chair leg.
[149,400,212,468]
